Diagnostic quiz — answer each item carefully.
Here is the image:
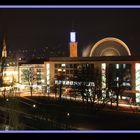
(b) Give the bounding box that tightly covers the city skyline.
[0,8,140,56]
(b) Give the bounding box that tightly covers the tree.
[51,70,65,100]
[57,72,65,100]
[0,56,7,100]
[106,64,132,109]
[0,57,6,87]
[21,67,36,96]
[72,63,96,104]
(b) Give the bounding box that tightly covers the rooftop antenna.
[72,20,75,32]
[1,32,6,48]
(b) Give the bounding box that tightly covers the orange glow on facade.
[69,42,77,57]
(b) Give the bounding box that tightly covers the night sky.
[0,8,140,56]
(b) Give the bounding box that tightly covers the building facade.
[44,56,140,103]
[1,32,140,103]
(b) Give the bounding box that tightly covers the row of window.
[55,63,93,69]
[55,69,75,74]
[55,64,77,68]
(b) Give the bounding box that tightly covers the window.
[55,70,58,74]
[70,70,73,74]
[74,64,77,68]
[66,70,69,74]
[61,64,66,67]
[55,64,58,68]
[123,64,126,69]
[116,64,119,69]
[66,64,70,68]
[70,64,73,68]
[55,64,61,68]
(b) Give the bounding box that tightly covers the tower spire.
[2,34,7,58]
[72,21,74,32]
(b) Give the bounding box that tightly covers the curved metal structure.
[89,37,131,57]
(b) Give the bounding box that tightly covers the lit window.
[70,32,76,42]
[61,64,66,67]
[123,64,126,69]
[116,64,119,69]
[58,69,62,72]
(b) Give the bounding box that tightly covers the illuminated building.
[44,57,138,101]
[18,60,45,91]
[1,32,140,104]
[43,36,140,103]
[3,66,18,85]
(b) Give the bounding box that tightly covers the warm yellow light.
[58,69,62,72]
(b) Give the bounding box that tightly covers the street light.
[66,112,70,129]
[67,112,70,117]
[33,104,36,108]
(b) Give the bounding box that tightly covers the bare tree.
[72,63,96,104]
[0,57,6,87]
[0,55,8,100]
[21,67,36,96]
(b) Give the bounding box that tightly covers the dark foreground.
[0,96,140,130]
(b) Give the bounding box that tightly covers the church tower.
[69,31,78,57]
[2,37,7,58]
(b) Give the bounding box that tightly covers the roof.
[18,58,49,65]
[48,56,140,62]
[18,56,140,65]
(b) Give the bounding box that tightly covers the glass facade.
[107,63,132,89]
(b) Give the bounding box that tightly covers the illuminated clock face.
[70,32,76,42]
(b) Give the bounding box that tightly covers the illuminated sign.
[70,32,76,42]
[55,80,95,86]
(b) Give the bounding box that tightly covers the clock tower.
[69,31,77,57]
